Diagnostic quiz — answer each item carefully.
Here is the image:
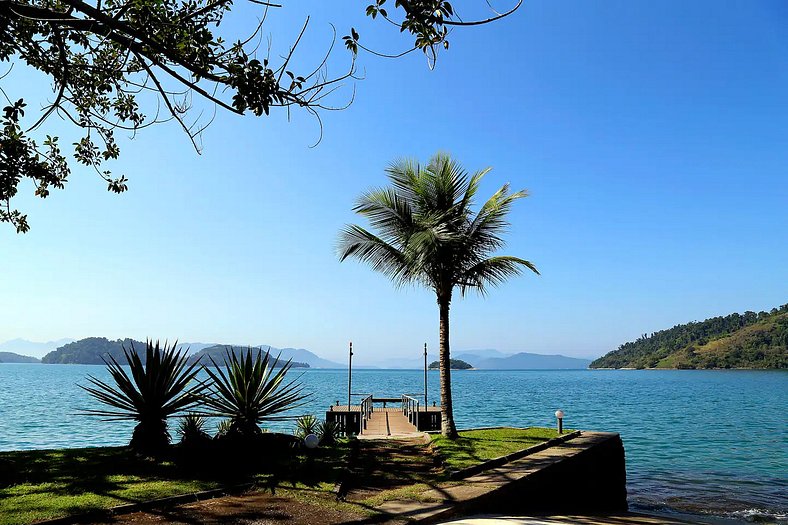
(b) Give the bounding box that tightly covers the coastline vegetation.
[590,305,788,370]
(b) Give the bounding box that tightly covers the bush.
[295,415,319,438]
[318,420,340,446]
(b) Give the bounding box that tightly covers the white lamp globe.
[555,410,565,419]
[304,433,319,449]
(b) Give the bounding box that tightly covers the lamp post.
[347,341,353,410]
[423,342,428,408]
[555,409,564,434]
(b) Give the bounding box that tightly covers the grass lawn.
[431,427,562,471]
[0,443,350,525]
[0,427,568,524]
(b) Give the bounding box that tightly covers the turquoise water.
[0,365,785,523]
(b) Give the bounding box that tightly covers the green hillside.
[42,337,147,364]
[590,305,788,369]
[428,359,473,370]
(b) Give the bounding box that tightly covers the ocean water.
[0,365,785,523]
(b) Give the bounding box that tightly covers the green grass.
[0,442,351,525]
[0,447,220,525]
[0,428,569,524]
[430,427,561,471]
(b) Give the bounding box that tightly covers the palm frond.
[337,225,415,286]
[458,255,540,296]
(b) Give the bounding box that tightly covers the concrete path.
[361,407,419,437]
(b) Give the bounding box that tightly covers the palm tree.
[338,153,539,438]
[81,340,204,453]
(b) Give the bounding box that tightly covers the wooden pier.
[326,395,442,437]
[329,342,441,437]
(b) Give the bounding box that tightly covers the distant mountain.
[0,338,75,359]
[187,345,342,368]
[361,349,590,369]
[473,352,591,370]
[0,352,40,363]
[175,342,217,355]
[256,346,343,368]
[42,337,147,364]
[455,349,510,360]
[591,305,788,370]
[186,345,309,367]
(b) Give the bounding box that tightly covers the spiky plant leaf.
[201,347,309,437]
[79,340,204,453]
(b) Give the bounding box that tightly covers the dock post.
[347,341,353,413]
[424,342,428,408]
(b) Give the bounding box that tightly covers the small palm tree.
[81,340,204,453]
[201,347,309,437]
[338,153,538,438]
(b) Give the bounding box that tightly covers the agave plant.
[215,419,233,439]
[202,347,309,437]
[295,414,319,438]
[317,420,340,446]
[80,340,204,454]
[177,413,210,445]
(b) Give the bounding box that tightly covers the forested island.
[42,337,147,364]
[42,338,308,367]
[428,359,473,370]
[591,305,788,369]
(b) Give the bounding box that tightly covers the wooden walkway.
[362,407,418,438]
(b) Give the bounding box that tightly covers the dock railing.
[401,394,420,429]
[360,394,374,433]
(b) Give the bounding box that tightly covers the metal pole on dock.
[347,341,353,410]
[424,342,428,408]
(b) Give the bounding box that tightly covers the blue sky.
[1,1,786,363]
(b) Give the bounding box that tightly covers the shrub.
[202,347,309,438]
[177,414,210,446]
[80,340,204,455]
[295,414,319,439]
[318,420,340,446]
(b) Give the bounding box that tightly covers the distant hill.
[187,345,310,368]
[428,359,473,370]
[473,352,591,370]
[0,338,75,359]
[42,337,147,364]
[175,342,217,355]
[0,352,40,363]
[40,338,342,367]
[362,349,590,369]
[590,305,788,369]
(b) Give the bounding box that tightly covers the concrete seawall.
[375,431,628,523]
[467,431,628,515]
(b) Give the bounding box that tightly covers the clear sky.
[2,1,786,364]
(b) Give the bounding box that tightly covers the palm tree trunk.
[438,297,458,438]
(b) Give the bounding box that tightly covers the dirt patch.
[343,438,442,503]
[86,491,366,525]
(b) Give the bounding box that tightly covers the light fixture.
[304,433,319,449]
[555,409,565,434]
